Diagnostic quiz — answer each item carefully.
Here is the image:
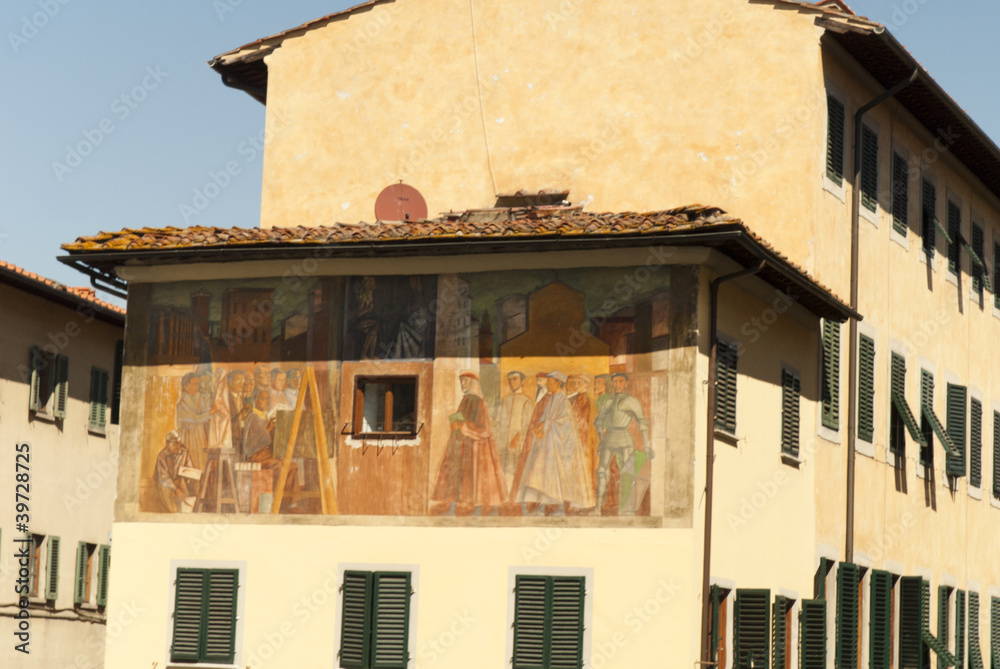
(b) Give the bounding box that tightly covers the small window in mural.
[354,377,418,436]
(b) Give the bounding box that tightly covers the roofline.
[0,264,125,327]
[59,226,859,322]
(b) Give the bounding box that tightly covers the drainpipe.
[700,259,765,666]
[846,69,918,564]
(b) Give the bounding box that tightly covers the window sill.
[780,451,802,468]
[919,250,937,271]
[990,494,1000,510]
[823,175,846,203]
[969,485,983,500]
[817,424,840,446]
[713,428,739,447]
[30,410,58,424]
[88,426,107,437]
[889,226,909,250]
[945,270,959,287]
[166,663,238,669]
[855,437,876,459]
[859,204,879,227]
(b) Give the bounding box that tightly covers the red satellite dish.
[375,183,428,221]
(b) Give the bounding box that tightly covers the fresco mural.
[135,266,687,521]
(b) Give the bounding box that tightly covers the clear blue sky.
[0,0,996,301]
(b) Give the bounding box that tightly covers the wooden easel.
[271,366,338,514]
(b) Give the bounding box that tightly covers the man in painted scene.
[176,371,211,468]
[155,430,194,513]
[495,371,534,485]
[594,372,652,514]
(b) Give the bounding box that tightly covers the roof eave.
[0,267,125,326]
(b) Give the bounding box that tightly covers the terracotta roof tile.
[0,259,125,316]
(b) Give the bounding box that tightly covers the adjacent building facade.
[0,261,124,669]
[62,0,1000,667]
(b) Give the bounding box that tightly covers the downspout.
[846,69,919,563]
[700,259,765,666]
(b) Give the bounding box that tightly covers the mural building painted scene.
[136,265,689,521]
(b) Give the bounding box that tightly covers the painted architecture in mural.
[138,265,687,520]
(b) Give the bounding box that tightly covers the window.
[29,535,60,600]
[972,223,987,296]
[715,339,738,434]
[991,596,1000,669]
[938,586,952,654]
[969,591,984,669]
[995,241,1000,309]
[900,578,956,667]
[734,589,770,669]
[918,371,955,468]
[170,568,239,664]
[861,125,879,212]
[956,589,967,669]
[971,398,983,489]
[341,570,413,669]
[89,367,110,431]
[922,179,937,255]
[353,377,418,436]
[781,369,800,456]
[889,353,925,456]
[946,384,967,478]
[111,339,124,424]
[97,544,110,607]
[773,596,793,669]
[826,95,846,186]
[837,563,860,669]
[74,542,95,605]
[948,201,962,275]
[711,585,730,669]
[28,347,68,418]
[892,152,909,235]
[869,570,893,669]
[822,321,841,430]
[858,335,875,443]
[994,411,1000,500]
[800,598,826,669]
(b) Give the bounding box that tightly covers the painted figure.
[495,371,534,483]
[567,374,598,492]
[516,371,596,514]
[269,369,293,412]
[176,372,211,468]
[430,371,508,515]
[285,369,301,408]
[594,374,612,416]
[241,388,298,498]
[594,373,653,514]
[155,430,194,513]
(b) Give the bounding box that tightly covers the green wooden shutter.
[46,536,61,600]
[900,576,926,669]
[972,223,986,294]
[372,572,412,669]
[74,542,87,605]
[781,369,801,456]
[939,586,951,644]
[111,339,124,425]
[995,242,1000,309]
[171,569,206,662]
[923,179,937,255]
[971,398,983,488]
[891,353,927,454]
[991,597,1000,669]
[957,590,967,669]
[96,545,110,607]
[29,346,43,411]
[920,370,935,466]
[772,596,788,669]
[994,411,1000,500]
[827,95,845,185]
[925,582,957,666]
[341,571,374,669]
[202,570,238,664]
[861,125,879,212]
[815,558,829,599]
[53,354,69,419]
[837,563,860,669]
[822,321,841,430]
[735,589,770,669]
[970,592,984,669]
[514,575,549,669]
[513,575,584,669]
[716,340,738,433]
[871,570,892,669]
[947,384,967,477]
[801,599,827,669]
[89,368,109,429]
[893,152,910,234]
[948,201,961,275]
[858,335,876,442]
[548,577,585,669]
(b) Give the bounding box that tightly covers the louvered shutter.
[940,586,951,643]
[957,590,966,669]
[995,242,1000,309]
[53,354,69,419]
[89,368,109,428]
[340,571,373,669]
[372,572,412,669]
[111,339,124,425]
[514,576,549,669]
[948,201,961,274]
[922,179,937,255]
[994,412,1000,500]
[971,399,983,488]
[815,558,829,600]
[800,599,827,669]
[46,536,60,600]
[781,370,801,456]
[837,563,860,669]
[991,597,1000,669]
[970,592,984,669]
[893,152,909,234]
[827,95,845,185]
[735,589,770,669]
[74,542,87,605]
[870,570,892,669]
[29,346,43,411]
[899,577,926,669]
[973,223,986,294]
[891,354,927,453]
[548,577,585,669]
[920,370,935,466]
[716,341,738,433]
[96,545,110,607]
[923,581,958,667]
[947,384,967,477]
[861,125,879,212]
[858,335,876,442]
[822,321,841,430]
[171,569,206,662]
[772,596,787,669]
[202,570,238,664]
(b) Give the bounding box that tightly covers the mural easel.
[272,366,338,514]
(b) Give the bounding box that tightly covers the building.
[0,261,124,669]
[62,1,1000,667]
